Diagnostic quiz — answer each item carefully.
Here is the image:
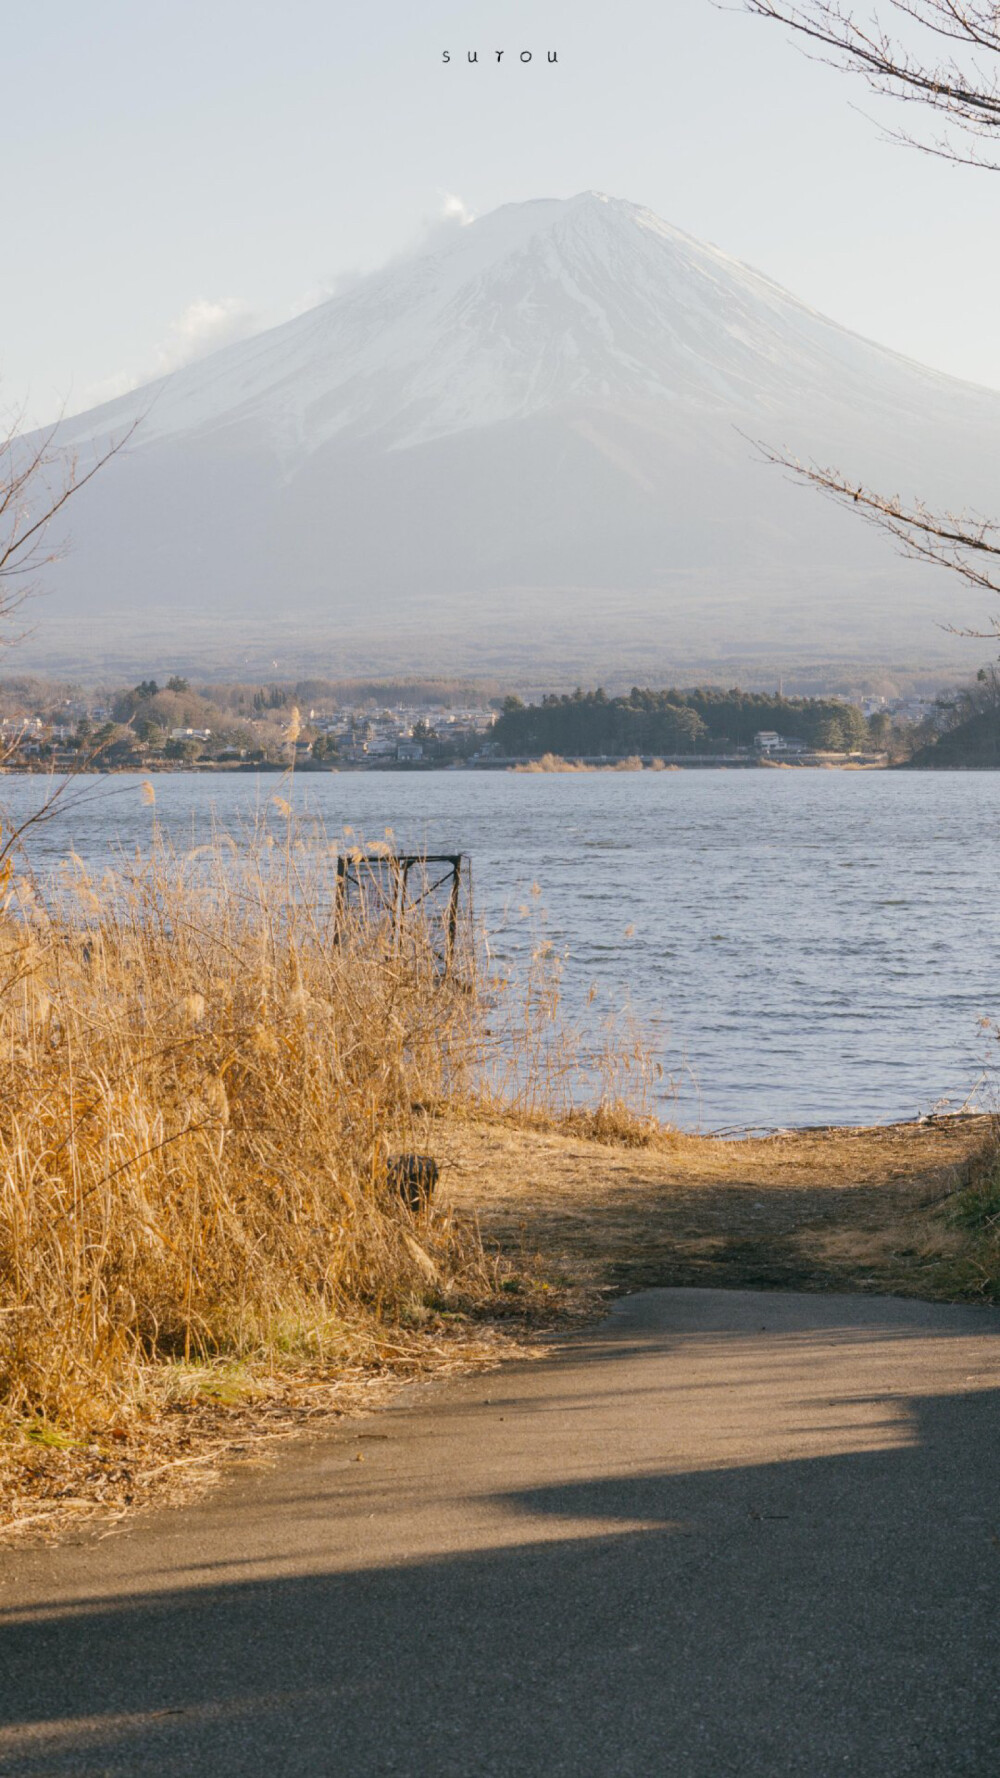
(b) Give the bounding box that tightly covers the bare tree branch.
[745,2,1000,167]
[0,409,140,642]
[750,439,1000,632]
[740,4,1000,642]
[0,406,148,872]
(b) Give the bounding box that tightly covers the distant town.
[0,671,994,770]
[0,677,501,771]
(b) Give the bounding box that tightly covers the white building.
[754,731,806,755]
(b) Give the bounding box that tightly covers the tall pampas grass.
[0,824,487,1434]
[0,812,665,1450]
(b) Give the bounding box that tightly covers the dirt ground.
[4,1111,994,1541]
[436,1111,996,1307]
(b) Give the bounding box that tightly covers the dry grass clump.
[951,1118,1000,1232]
[510,755,654,773]
[554,1099,664,1145]
[0,828,498,1448]
[511,753,591,773]
[939,1117,1000,1296]
[472,1098,668,1149]
[473,932,666,1141]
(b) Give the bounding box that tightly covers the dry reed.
[510,754,652,773]
[472,918,665,1135]
[0,814,666,1469]
[0,824,501,1441]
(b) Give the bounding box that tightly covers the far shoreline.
[6,755,1000,776]
[0,754,904,776]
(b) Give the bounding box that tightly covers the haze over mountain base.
[21,193,1000,684]
[16,595,980,696]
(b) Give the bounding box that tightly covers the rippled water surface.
[2,769,997,1130]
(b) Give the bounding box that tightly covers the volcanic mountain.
[27,192,1000,679]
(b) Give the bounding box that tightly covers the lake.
[1,768,996,1131]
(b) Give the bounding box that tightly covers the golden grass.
[511,753,592,773]
[0,830,510,1445]
[510,754,653,773]
[0,819,653,1535]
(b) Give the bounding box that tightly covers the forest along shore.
[2,673,979,771]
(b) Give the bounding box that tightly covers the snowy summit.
[29,193,1000,676]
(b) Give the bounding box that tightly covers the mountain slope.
[24,193,1000,678]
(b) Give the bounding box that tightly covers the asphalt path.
[1,1288,998,1776]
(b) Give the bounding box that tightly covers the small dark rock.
[387,1154,439,1212]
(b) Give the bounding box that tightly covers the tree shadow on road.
[1,1367,998,1777]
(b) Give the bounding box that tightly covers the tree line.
[492,687,873,758]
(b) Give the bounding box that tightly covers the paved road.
[1,1288,998,1776]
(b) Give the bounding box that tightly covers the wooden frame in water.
[334,852,471,976]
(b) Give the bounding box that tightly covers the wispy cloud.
[288,269,365,318]
[439,191,475,227]
[69,192,479,416]
[152,297,258,373]
[71,296,259,414]
[287,195,475,317]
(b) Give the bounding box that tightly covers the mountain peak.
[56,191,984,462]
[23,192,1000,677]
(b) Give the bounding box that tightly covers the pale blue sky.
[5,0,999,423]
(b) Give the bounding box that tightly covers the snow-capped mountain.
[25,193,1000,678]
